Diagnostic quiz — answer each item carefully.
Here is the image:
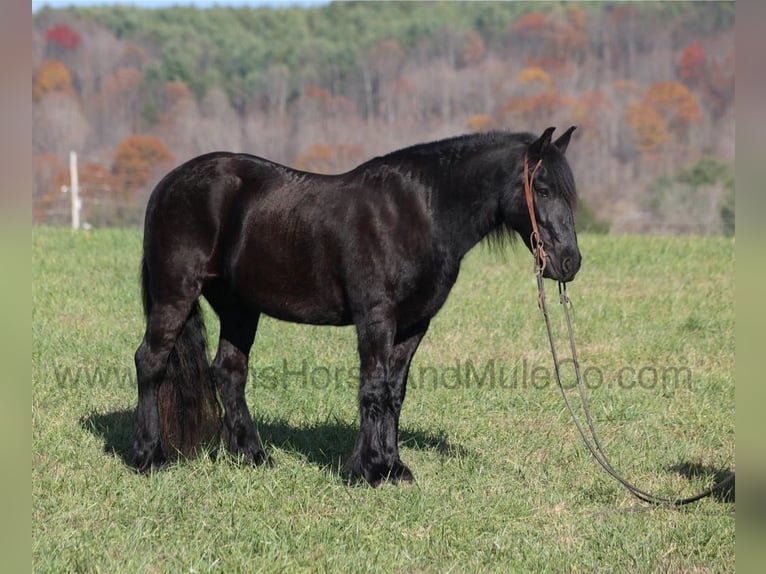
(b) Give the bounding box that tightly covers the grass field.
[32,227,734,572]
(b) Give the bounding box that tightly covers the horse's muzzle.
[545,250,581,282]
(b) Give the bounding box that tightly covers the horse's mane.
[373,130,577,209]
[376,131,532,163]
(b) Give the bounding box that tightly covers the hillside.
[32,2,734,233]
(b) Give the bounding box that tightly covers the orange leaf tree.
[511,12,546,32]
[33,60,74,102]
[511,9,588,74]
[624,102,668,154]
[677,42,707,87]
[465,114,493,133]
[165,80,193,106]
[645,81,701,137]
[517,66,553,89]
[502,66,564,125]
[112,135,174,196]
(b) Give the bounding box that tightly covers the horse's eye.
[537,187,549,198]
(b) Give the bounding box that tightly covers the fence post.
[70,150,80,230]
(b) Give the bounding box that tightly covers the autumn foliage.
[510,9,588,74]
[33,60,73,102]
[621,80,702,155]
[625,103,669,153]
[45,24,81,51]
[112,135,174,196]
[165,81,193,106]
[31,3,733,233]
[645,81,701,132]
[677,42,707,86]
[517,67,553,88]
[501,66,563,124]
[511,12,546,32]
[465,114,493,133]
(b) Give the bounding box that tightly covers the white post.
[70,150,80,230]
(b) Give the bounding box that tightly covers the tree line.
[32,2,734,234]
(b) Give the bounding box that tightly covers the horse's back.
[144,151,450,329]
[227,158,439,325]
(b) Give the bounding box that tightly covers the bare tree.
[92,67,143,149]
[33,93,91,157]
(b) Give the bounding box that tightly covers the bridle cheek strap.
[523,152,545,275]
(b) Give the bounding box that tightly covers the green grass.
[33,228,734,572]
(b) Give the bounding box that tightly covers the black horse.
[133,126,581,485]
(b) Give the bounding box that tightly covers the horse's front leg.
[343,307,408,486]
[385,321,430,482]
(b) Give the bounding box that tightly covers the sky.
[32,0,329,11]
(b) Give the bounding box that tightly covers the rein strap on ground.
[523,153,733,506]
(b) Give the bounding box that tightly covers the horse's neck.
[429,154,515,263]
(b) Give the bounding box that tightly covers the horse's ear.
[528,126,556,157]
[554,126,577,154]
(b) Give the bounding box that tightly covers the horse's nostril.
[562,257,573,274]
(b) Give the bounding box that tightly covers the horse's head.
[513,126,582,283]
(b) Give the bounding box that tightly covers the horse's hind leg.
[210,307,270,466]
[133,301,196,472]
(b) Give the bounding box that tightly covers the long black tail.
[141,258,220,459]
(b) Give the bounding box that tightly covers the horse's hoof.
[390,461,415,484]
[341,455,370,485]
[342,456,414,487]
[228,442,272,468]
[132,442,168,474]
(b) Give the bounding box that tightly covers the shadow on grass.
[80,409,468,475]
[259,415,469,473]
[669,462,735,503]
[80,409,135,465]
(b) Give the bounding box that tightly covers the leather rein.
[522,152,733,506]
